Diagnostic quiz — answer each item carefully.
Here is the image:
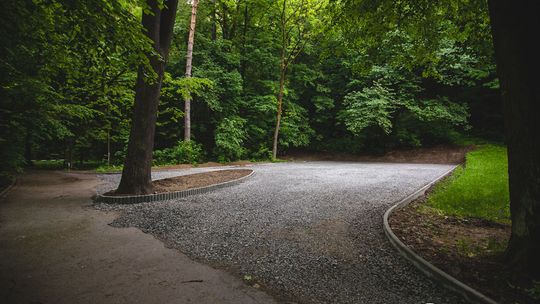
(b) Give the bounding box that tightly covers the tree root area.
[106,169,252,195]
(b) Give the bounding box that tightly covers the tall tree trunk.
[488,0,540,279]
[211,0,217,41]
[272,57,286,160]
[116,0,178,195]
[24,133,32,167]
[239,2,249,80]
[106,129,110,166]
[184,0,199,142]
[221,3,229,39]
[272,0,287,160]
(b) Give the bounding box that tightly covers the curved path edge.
[383,165,499,304]
[96,169,255,204]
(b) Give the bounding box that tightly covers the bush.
[214,116,248,162]
[153,140,204,165]
[338,81,470,148]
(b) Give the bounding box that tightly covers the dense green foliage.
[426,145,509,222]
[0,0,148,184]
[154,140,204,165]
[1,0,501,183]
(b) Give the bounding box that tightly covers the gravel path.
[96,162,467,304]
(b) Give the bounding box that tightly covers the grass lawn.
[426,145,510,223]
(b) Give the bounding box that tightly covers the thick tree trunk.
[116,0,178,195]
[488,0,540,279]
[184,0,199,142]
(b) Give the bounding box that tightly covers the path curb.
[383,165,499,304]
[96,169,254,204]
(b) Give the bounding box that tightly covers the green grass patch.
[427,145,510,223]
[95,164,123,173]
[32,159,65,170]
[33,159,107,170]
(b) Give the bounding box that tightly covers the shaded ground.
[284,145,473,164]
[157,160,254,170]
[154,169,252,193]
[96,162,467,304]
[390,198,537,304]
[0,170,276,304]
[105,169,252,195]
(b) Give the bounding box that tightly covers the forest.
[0,0,501,183]
[1,0,540,300]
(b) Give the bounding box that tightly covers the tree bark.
[211,0,217,41]
[106,129,110,166]
[488,0,540,279]
[239,2,249,80]
[272,57,286,160]
[116,0,179,195]
[272,0,287,160]
[184,0,199,142]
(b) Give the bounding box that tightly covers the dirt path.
[0,170,276,304]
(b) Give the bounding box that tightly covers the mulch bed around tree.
[106,169,252,196]
[155,161,253,171]
[390,196,538,304]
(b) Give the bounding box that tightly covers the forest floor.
[391,198,537,303]
[390,146,538,304]
[284,145,473,164]
[0,170,277,304]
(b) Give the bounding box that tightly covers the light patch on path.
[0,170,277,304]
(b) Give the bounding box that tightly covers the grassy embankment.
[426,145,510,223]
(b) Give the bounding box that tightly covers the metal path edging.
[96,169,254,204]
[383,165,499,304]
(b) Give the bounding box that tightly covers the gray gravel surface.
[95,162,467,304]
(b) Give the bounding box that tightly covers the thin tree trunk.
[221,2,229,39]
[211,0,217,41]
[107,129,110,166]
[240,2,249,80]
[116,0,178,195]
[24,133,32,167]
[488,0,540,279]
[272,0,287,160]
[272,59,286,160]
[184,0,199,142]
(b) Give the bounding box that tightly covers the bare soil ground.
[390,197,537,304]
[284,145,474,164]
[105,169,252,196]
[153,169,252,193]
[155,160,253,171]
[0,170,276,304]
